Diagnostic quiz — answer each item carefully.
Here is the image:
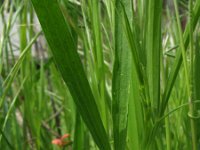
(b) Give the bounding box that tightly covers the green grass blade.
[161,0,200,115]
[73,111,84,150]
[88,0,108,131]
[30,0,110,149]
[127,69,141,150]
[145,0,162,111]
[0,77,27,143]
[122,8,143,85]
[0,32,41,108]
[0,127,13,149]
[173,0,197,148]
[112,1,132,149]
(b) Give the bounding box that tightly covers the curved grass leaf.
[0,32,41,108]
[161,0,200,115]
[30,0,110,149]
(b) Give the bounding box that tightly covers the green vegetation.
[1,0,200,149]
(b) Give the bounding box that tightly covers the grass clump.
[1,0,200,149]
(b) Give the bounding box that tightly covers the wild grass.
[1,0,200,150]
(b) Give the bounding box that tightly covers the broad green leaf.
[127,70,141,150]
[112,0,132,149]
[30,0,110,149]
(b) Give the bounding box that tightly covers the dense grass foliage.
[1,0,200,149]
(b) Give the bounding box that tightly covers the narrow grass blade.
[0,77,27,143]
[173,0,197,148]
[161,0,200,115]
[0,127,13,149]
[0,32,41,108]
[122,9,143,85]
[88,0,108,131]
[30,0,110,149]
[145,0,162,110]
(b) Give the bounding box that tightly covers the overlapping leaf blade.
[112,0,132,149]
[30,0,110,149]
